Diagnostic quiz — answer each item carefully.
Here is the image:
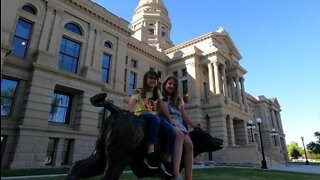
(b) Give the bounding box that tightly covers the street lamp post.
[247,120,255,142]
[301,136,310,165]
[256,118,267,169]
[271,128,278,146]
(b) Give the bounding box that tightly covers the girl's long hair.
[141,70,159,100]
[162,75,180,106]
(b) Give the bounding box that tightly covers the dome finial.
[138,0,164,6]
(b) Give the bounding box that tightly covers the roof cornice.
[62,0,132,36]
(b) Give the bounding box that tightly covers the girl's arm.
[180,104,197,128]
[127,98,136,113]
[127,88,140,113]
[158,100,177,126]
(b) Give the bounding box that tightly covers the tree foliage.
[307,131,320,154]
[287,141,302,159]
[1,87,16,116]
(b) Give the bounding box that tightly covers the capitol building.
[1,0,288,169]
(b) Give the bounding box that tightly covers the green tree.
[1,87,16,116]
[307,131,320,154]
[287,141,302,159]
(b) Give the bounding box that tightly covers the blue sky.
[91,0,320,146]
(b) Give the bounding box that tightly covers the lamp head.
[271,128,278,136]
[256,118,262,123]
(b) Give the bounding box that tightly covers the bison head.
[189,128,223,157]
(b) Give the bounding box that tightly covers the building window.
[1,78,18,117]
[173,71,178,77]
[157,71,162,78]
[1,135,8,160]
[161,26,166,37]
[131,59,137,68]
[11,19,33,57]
[22,5,37,15]
[148,23,155,35]
[48,91,72,124]
[45,138,58,165]
[61,139,72,165]
[59,37,81,73]
[182,80,188,103]
[64,23,82,36]
[102,54,111,83]
[182,68,187,76]
[104,41,112,48]
[129,72,137,96]
[203,82,208,99]
[1,135,6,146]
[124,69,127,93]
[148,28,155,35]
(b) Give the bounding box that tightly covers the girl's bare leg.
[172,128,184,176]
[183,135,193,180]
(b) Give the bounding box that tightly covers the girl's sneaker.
[160,162,173,177]
[144,152,159,169]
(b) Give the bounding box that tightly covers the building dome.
[135,0,168,15]
[138,0,165,7]
[132,0,173,52]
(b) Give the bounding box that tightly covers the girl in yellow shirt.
[127,70,175,177]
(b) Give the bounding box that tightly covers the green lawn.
[2,167,319,180]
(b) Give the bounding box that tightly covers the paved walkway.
[2,165,319,179]
[194,164,320,174]
[270,164,320,174]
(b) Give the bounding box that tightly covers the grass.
[1,167,69,177]
[2,167,320,180]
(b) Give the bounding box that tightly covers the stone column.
[38,3,55,51]
[54,138,64,167]
[1,0,20,71]
[81,24,101,81]
[276,111,284,133]
[240,78,247,110]
[221,64,228,99]
[1,0,20,46]
[113,38,128,92]
[84,24,96,67]
[235,76,242,104]
[48,9,63,55]
[271,110,277,129]
[227,116,236,146]
[1,46,11,72]
[92,29,102,69]
[213,62,221,94]
[230,77,235,101]
[207,62,215,94]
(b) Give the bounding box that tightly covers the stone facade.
[1,0,288,170]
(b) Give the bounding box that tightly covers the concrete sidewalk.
[270,164,320,175]
[194,164,320,174]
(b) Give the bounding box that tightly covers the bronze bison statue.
[67,93,223,180]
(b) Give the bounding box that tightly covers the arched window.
[148,23,155,35]
[22,5,37,15]
[104,41,112,49]
[11,19,33,57]
[161,26,166,37]
[64,23,82,36]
